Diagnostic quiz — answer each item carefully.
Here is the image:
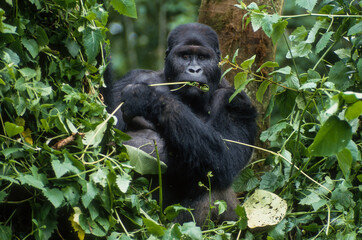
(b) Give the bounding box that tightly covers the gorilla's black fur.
[102,23,257,226]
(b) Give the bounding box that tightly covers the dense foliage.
[0,0,361,239]
[224,0,361,239]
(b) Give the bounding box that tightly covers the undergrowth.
[0,0,361,239]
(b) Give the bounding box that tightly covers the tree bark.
[198,0,284,161]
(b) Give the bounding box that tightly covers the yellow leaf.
[68,207,85,240]
[21,128,33,145]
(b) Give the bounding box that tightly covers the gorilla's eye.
[198,55,206,60]
[182,54,190,60]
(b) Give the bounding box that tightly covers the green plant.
[224,0,361,238]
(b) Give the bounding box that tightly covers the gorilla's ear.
[165,47,170,58]
[216,49,221,62]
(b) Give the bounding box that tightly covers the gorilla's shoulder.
[123,69,164,84]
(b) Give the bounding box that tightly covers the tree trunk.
[198,0,284,161]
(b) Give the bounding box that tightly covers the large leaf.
[336,148,353,179]
[110,0,137,18]
[125,145,167,175]
[308,116,352,156]
[83,121,107,147]
[243,189,287,229]
[82,27,103,61]
[296,0,317,11]
[43,188,64,208]
[4,122,24,137]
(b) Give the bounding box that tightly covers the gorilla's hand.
[120,83,154,121]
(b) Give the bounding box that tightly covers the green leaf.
[336,148,353,179]
[329,61,352,90]
[289,26,308,42]
[1,22,17,34]
[256,80,270,103]
[234,72,248,89]
[256,61,279,72]
[240,55,256,70]
[0,225,12,240]
[345,101,362,120]
[229,78,253,103]
[82,27,102,61]
[83,121,107,147]
[306,20,328,44]
[66,40,81,58]
[261,14,280,37]
[299,192,321,206]
[142,217,166,237]
[1,48,20,65]
[296,0,317,11]
[347,21,362,36]
[4,122,24,137]
[250,12,264,32]
[36,26,49,46]
[287,41,312,58]
[271,20,288,45]
[81,182,98,208]
[91,168,108,187]
[19,67,37,80]
[315,31,333,54]
[270,66,291,75]
[357,59,362,80]
[164,204,190,221]
[110,0,137,18]
[43,188,64,208]
[179,222,202,240]
[125,145,167,175]
[232,49,239,63]
[18,174,45,190]
[116,174,131,193]
[233,168,259,192]
[214,200,227,215]
[308,116,352,156]
[260,172,279,191]
[21,38,39,58]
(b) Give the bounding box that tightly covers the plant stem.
[154,140,164,221]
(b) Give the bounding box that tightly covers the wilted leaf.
[243,189,287,229]
[69,207,85,240]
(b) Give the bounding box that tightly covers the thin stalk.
[154,140,164,221]
[224,138,332,193]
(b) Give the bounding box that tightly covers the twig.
[223,138,332,193]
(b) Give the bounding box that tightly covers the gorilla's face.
[164,23,222,105]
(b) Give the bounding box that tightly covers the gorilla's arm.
[120,80,257,189]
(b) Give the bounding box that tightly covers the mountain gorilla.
[102,23,257,226]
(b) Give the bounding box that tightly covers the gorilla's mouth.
[188,81,209,92]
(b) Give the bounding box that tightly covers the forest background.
[0,0,361,239]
